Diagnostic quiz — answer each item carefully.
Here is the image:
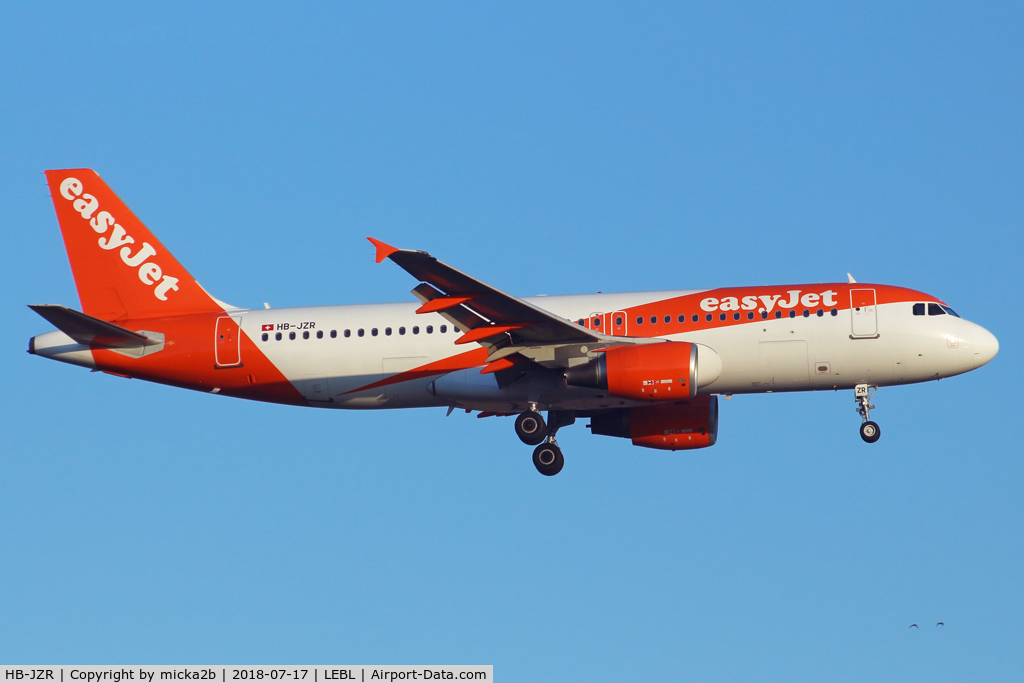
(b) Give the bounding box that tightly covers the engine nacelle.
[565,341,720,401]
[589,395,719,451]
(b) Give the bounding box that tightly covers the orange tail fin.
[45,169,224,321]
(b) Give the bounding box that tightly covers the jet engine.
[564,341,721,400]
[588,395,719,450]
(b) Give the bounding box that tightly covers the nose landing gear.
[855,384,881,443]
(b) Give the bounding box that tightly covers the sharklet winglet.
[367,237,400,264]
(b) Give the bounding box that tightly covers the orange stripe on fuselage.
[339,347,491,396]
[587,283,939,337]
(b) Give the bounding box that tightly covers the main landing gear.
[855,384,881,443]
[533,442,564,477]
[517,408,575,476]
[515,410,548,446]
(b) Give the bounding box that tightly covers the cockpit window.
[928,303,945,316]
[941,305,961,318]
[913,303,925,316]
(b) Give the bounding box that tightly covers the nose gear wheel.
[860,421,881,443]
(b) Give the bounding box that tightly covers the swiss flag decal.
[261,324,274,331]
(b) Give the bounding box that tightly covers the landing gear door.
[215,316,242,367]
[850,289,878,338]
[611,311,627,336]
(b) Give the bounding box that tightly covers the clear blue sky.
[2,2,1021,680]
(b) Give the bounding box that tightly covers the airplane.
[28,169,999,476]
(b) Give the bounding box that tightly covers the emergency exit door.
[610,311,627,336]
[586,311,627,336]
[215,316,243,367]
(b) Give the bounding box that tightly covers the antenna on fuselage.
[847,273,857,283]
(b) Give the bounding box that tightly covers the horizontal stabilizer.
[28,304,158,348]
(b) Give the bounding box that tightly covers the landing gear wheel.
[860,420,881,443]
[532,442,564,476]
[854,385,880,444]
[515,410,548,446]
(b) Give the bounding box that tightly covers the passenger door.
[850,289,878,338]
[214,316,242,368]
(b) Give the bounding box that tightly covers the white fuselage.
[226,290,996,412]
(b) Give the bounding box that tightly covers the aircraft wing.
[368,238,614,356]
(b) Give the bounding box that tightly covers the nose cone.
[973,327,999,368]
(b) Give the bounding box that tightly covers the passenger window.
[705,313,713,322]
[358,329,365,337]
[830,308,837,316]
[802,310,809,318]
[747,312,754,320]
[440,325,447,333]
[578,319,585,326]
[261,333,268,342]
[275,332,282,341]
[303,331,310,339]
[385,327,392,336]
[593,318,602,327]
[651,316,657,324]
[719,313,726,321]
[372,328,379,336]
[928,303,945,316]
[913,303,925,316]
[426,325,433,334]
[678,314,685,323]
[761,311,768,319]
[413,326,419,334]
[692,314,699,323]
[342,329,349,338]
[733,312,740,321]
[636,316,643,325]
[775,311,782,319]
[289,332,296,340]
[817,309,823,317]
[789,310,796,318]
[616,316,623,326]
[399,327,406,335]
[317,330,323,339]
[664,315,670,324]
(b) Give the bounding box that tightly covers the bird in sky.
[937,622,944,626]
[909,624,919,629]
